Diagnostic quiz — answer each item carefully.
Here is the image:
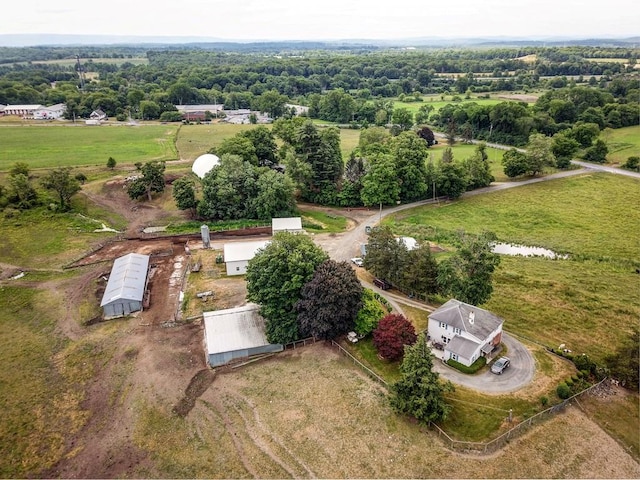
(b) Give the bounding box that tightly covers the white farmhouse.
[427,299,504,367]
[223,240,270,276]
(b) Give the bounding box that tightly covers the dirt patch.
[496,93,539,103]
[172,369,216,417]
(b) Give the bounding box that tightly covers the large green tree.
[246,232,329,344]
[525,133,556,176]
[250,169,296,221]
[391,131,429,202]
[296,260,363,340]
[127,161,166,201]
[463,142,494,190]
[390,333,453,424]
[172,176,198,216]
[41,167,81,211]
[363,225,407,287]
[360,154,400,207]
[437,232,501,306]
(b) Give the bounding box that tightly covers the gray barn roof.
[429,299,503,342]
[100,253,150,306]
[203,304,274,355]
[447,335,481,359]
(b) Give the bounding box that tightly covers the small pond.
[491,243,568,259]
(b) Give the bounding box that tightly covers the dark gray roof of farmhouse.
[429,299,504,341]
[448,334,481,358]
[100,253,149,306]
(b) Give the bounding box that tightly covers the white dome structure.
[192,153,220,179]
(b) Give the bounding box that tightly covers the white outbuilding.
[100,253,150,318]
[203,303,283,367]
[223,240,270,276]
[271,217,303,234]
[192,153,220,179]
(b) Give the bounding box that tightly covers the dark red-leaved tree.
[372,313,417,361]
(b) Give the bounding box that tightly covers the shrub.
[557,382,572,400]
[372,313,417,361]
[354,289,387,337]
[540,396,549,407]
[623,155,639,171]
[446,356,486,374]
[565,378,574,388]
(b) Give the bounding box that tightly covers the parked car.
[373,278,392,290]
[351,257,364,267]
[491,357,511,374]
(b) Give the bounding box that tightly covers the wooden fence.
[329,338,609,455]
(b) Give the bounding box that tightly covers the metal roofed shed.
[100,253,150,318]
[271,217,303,234]
[203,304,283,367]
[223,240,270,276]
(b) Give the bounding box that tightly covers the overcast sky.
[4,0,639,41]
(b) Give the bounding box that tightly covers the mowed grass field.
[0,124,179,170]
[603,125,640,164]
[386,172,640,361]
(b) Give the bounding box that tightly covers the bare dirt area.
[496,93,539,102]
[20,182,638,478]
[81,176,186,236]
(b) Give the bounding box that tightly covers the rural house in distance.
[428,299,504,367]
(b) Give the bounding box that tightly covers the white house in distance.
[33,103,66,120]
[272,217,303,235]
[223,240,270,276]
[203,303,283,367]
[100,253,150,318]
[427,299,504,367]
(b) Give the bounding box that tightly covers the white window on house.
[439,322,447,329]
[449,353,458,361]
[236,266,240,271]
[454,327,461,335]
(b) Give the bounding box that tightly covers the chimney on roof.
[469,311,475,325]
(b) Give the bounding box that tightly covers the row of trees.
[244,231,453,424]
[365,227,501,306]
[0,162,81,212]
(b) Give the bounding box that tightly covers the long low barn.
[203,304,283,367]
[100,253,150,318]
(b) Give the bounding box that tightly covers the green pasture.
[386,172,640,361]
[393,94,523,116]
[175,123,262,160]
[602,125,640,164]
[0,208,116,268]
[0,124,178,170]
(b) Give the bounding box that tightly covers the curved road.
[313,160,638,393]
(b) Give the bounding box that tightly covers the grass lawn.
[0,284,117,476]
[174,123,264,161]
[299,208,348,233]
[602,125,640,165]
[0,124,179,170]
[0,207,116,268]
[386,172,640,362]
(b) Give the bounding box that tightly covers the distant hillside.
[0,33,638,49]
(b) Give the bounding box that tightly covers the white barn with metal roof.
[223,240,270,276]
[100,253,150,318]
[271,217,303,234]
[203,304,283,367]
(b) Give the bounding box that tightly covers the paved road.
[432,332,536,393]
